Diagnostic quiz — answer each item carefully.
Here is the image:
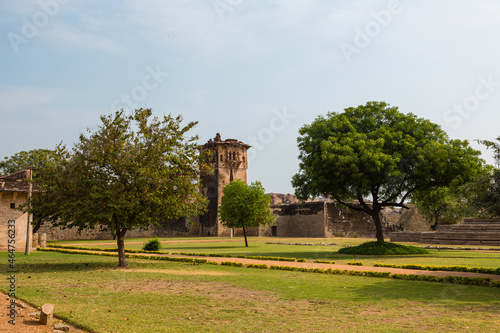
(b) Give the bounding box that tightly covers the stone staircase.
[390,218,500,246]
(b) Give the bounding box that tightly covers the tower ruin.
[199,133,250,236]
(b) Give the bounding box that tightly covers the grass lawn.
[1,250,499,332]
[51,237,500,269]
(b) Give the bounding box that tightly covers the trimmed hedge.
[346,260,364,266]
[246,264,268,269]
[313,260,336,264]
[338,242,429,255]
[221,261,244,267]
[374,263,500,276]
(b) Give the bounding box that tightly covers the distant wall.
[37,217,202,241]
[270,202,326,237]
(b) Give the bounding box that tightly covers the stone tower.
[199,133,251,236]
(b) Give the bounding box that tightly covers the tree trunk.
[372,210,385,242]
[242,225,248,247]
[116,227,128,267]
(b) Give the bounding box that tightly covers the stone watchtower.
[199,133,250,236]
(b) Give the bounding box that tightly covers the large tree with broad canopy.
[292,101,484,242]
[27,108,209,266]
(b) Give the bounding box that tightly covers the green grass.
[2,251,500,332]
[50,237,500,269]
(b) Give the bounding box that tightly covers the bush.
[338,241,429,255]
[142,237,162,251]
[346,260,364,266]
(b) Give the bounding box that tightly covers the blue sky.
[2,0,500,194]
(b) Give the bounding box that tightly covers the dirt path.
[59,249,500,281]
[0,292,89,333]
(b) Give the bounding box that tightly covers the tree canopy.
[219,179,275,247]
[471,137,500,217]
[292,101,484,241]
[0,149,56,176]
[28,108,209,266]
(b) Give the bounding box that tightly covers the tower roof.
[201,133,251,149]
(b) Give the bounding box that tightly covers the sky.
[1,0,500,194]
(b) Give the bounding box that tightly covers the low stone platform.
[390,218,500,246]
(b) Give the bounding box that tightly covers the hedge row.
[40,248,208,264]
[313,260,336,264]
[221,261,244,267]
[47,245,304,262]
[346,260,364,266]
[374,263,500,276]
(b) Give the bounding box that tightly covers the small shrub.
[142,237,162,251]
[346,260,364,266]
[296,258,306,262]
[352,232,360,238]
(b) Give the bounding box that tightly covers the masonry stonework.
[0,170,34,251]
[199,133,251,236]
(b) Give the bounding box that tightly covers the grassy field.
[51,237,500,268]
[1,250,500,333]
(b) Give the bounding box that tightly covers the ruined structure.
[0,169,35,251]
[198,133,251,236]
[390,218,500,245]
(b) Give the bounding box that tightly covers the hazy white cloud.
[0,86,62,112]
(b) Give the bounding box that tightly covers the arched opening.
[220,154,223,161]
[233,152,236,160]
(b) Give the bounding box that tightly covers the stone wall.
[325,202,377,238]
[37,216,202,241]
[0,192,32,251]
[270,202,326,237]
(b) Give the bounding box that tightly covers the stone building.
[198,133,251,236]
[0,169,34,251]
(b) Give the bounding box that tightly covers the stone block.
[39,303,54,325]
[54,323,70,331]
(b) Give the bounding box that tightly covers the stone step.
[438,225,500,231]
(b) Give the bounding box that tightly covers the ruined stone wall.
[37,216,202,241]
[0,192,32,251]
[270,202,326,237]
[325,202,377,238]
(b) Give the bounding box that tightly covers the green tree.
[219,179,275,247]
[28,108,209,267]
[0,149,55,175]
[471,137,500,217]
[412,185,476,230]
[292,101,484,242]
